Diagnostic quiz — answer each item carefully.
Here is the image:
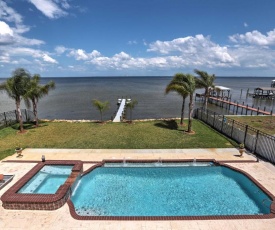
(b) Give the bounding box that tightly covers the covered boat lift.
[252,87,274,98]
[210,86,231,98]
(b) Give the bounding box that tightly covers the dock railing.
[0,109,35,129]
[194,108,275,164]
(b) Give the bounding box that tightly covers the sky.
[0,0,275,77]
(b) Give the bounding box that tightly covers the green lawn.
[0,119,235,160]
[228,115,275,135]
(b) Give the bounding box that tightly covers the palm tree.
[92,99,110,123]
[194,69,216,109]
[165,73,189,125]
[169,73,196,133]
[24,74,55,127]
[0,68,31,132]
[181,74,197,133]
[126,99,138,123]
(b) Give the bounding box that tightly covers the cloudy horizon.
[0,0,275,77]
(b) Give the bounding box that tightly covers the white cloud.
[68,49,101,60]
[0,1,23,24]
[244,22,248,27]
[229,29,275,46]
[0,51,10,63]
[59,0,71,10]
[62,31,275,73]
[128,40,137,45]
[0,23,44,46]
[0,0,30,33]
[0,21,14,44]
[42,54,58,63]
[0,21,13,36]
[29,0,69,19]
[147,35,235,65]
[0,1,56,69]
[55,46,67,54]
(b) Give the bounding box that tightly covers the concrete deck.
[1,148,275,229]
[3,148,257,162]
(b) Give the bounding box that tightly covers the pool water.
[71,165,272,216]
[18,165,73,194]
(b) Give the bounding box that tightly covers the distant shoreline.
[1,76,275,79]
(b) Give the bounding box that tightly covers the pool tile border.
[1,160,82,210]
[68,159,275,220]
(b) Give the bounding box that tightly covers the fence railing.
[194,108,275,164]
[0,109,35,129]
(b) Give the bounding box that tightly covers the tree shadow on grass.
[154,120,179,130]
[11,120,48,131]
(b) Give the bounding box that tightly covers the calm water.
[0,76,274,120]
[71,165,271,216]
[18,165,73,194]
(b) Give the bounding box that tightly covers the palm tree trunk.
[130,108,132,122]
[180,97,185,125]
[100,111,103,123]
[204,88,209,109]
[32,99,38,127]
[188,94,194,133]
[16,99,24,132]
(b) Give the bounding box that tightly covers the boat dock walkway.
[113,99,126,122]
[209,97,273,116]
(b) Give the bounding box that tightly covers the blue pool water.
[18,165,73,194]
[71,165,272,216]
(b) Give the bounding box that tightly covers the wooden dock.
[113,99,126,122]
[209,97,273,115]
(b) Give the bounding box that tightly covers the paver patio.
[0,148,274,230]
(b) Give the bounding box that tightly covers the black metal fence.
[0,109,35,129]
[194,108,275,164]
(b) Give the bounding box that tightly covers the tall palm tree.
[169,73,196,133]
[181,74,197,133]
[165,73,189,125]
[92,99,110,123]
[0,68,31,132]
[194,69,216,109]
[24,74,55,127]
[126,99,138,123]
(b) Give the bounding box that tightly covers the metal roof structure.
[213,86,231,91]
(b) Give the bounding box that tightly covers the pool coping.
[68,159,275,220]
[0,160,82,210]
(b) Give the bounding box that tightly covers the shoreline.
[41,117,182,123]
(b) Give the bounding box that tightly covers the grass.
[0,119,236,160]
[228,115,275,135]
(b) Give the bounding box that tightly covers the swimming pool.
[70,162,274,218]
[18,165,73,194]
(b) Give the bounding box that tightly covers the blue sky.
[0,0,275,77]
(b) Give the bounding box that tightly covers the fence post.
[25,109,28,122]
[4,112,8,126]
[221,115,224,132]
[230,120,235,138]
[254,130,260,153]
[206,109,208,122]
[243,125,248,145]
[213,112,216,127]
